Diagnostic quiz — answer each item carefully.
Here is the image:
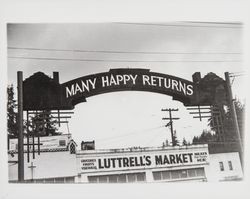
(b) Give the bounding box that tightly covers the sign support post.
[17,71,24,182]
[225,72,243,165]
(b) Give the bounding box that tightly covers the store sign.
[62,68,195,107]
[9,135,70,151]
[79,149,208,172]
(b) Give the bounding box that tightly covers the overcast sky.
[7,22,244,149]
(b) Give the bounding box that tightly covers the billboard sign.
[78,147,209,173]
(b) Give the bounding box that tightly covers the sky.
[7,22,244,149]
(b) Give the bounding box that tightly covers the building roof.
[77,144,208,155]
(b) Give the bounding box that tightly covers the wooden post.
[162,108,180,146]
[225,72,243,162]
[27,111,30,163]
[28,162,36,182]
[169,110,174,145]
[17,71,24,182]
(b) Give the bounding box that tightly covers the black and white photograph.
[6,22,245,183]
[0,1,250,199]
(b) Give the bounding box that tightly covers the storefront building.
[8,135,243,183]
[76,145,209,183]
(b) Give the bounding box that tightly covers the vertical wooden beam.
[225,72,243,164]
[27,111,30,163]
[169,110,174,146]
[58,110,61,127]
[53,72,59,83]
[32,131,35,159]
[198,105,202,121]
[17,71,24,182]
[38,135,40,155]
[7,134,9,150]
[162,108,179,147]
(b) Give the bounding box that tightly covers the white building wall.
[8,151,78,181]
[145,169,154,182]
[8,140,243,183]
[205,152,243,182]
[77,145,209,183]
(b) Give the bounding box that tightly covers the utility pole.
[187,105,226,142]
[186,106,211,121]
[17,71,24,182]
[162,108,180,146]
[225,72,243,158]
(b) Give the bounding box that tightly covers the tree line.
[7,84,60,139]
[162,101,244,147]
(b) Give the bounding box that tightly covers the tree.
[192,130,217,145]
[208,100,245,143]
[162,139,169,147]
[7,85,18,138]
[7,84,61,140]
[182,138,188,146]
[28,111,60,137]
[226,100,245,141]
[171,130,179,146]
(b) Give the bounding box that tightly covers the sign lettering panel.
[78,148,209,173]
[62,68,195,107]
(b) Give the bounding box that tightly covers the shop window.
[88,172,146,183]
[136,173,146,182]
[162,171,171,180]
[109,175,118,183]
[34,179,45,183]
[45,178,55,183]
[118,174,126,183]
[187,169,196,177]
[180,170,188,178]
[127,173,136,182]
[59,140,66,146]
[228,161,233,170]
[196,168,205,176]
[55,177,65,183]
[171,170,180,179]
[26,177,75,184]
[219,162,224,171]
[88,176,98,183]
[153,168,205,182]
[99,176,108,183]
[65,177,75,183]
[153,172,162,181]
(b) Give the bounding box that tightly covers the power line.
[115,22,242,29]
[230,74,245,77]
[96,125,164,142]
[8,56,241,63]
[229,71,245,74]
[144,129,165,146]
[8,46,242,55]
[229,71,245,78]
[229,72,246,86]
